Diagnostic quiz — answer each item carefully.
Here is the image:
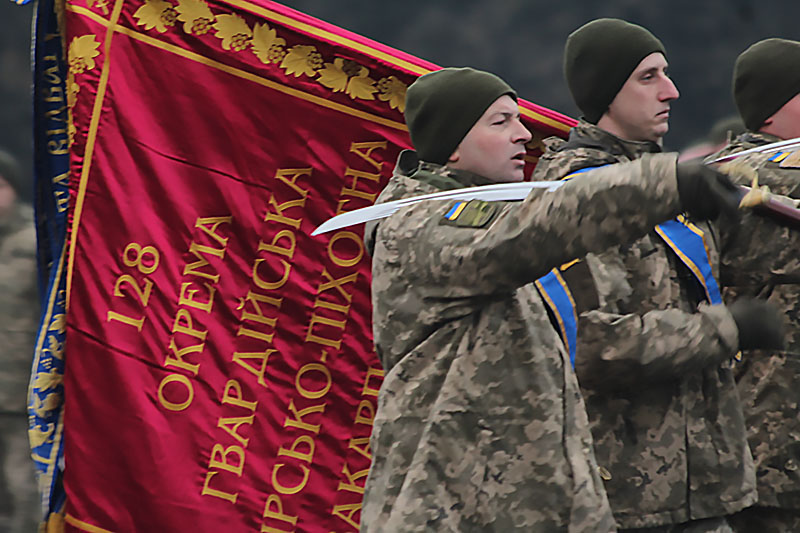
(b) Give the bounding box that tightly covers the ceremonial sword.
[312,136,800,236]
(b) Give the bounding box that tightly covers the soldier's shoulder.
[534,145,614,181]
[0,205,36,260]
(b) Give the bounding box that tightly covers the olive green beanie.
[564,18,666,124]
[733,38,800,131]
[404,67,516,165]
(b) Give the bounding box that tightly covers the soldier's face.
[601,53,680,143]
[447,95,532,182]
[763,92,800,140]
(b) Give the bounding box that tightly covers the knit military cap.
[733,38,800,131]
[404,67,516,165]
[564,18,666,124]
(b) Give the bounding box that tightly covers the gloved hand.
[728,298,786,351]
[676,162,742,221]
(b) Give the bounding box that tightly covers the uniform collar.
[394,149,497,191]
[560,119,663,160]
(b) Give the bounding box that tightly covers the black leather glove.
[676,162,741,221]
[728,298,786,351]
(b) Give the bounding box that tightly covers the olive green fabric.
[404,67,516,165]
[733,38,800,131]
[564,18,666,124]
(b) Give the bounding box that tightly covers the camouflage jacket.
[0,202,39,414]
[533,121,754,528]
[708,132,800,509]
[362,149,685,532]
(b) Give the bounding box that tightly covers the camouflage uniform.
[0,201,41,533]
[709,132,800,533]
[532,120,758,531]
[362,149,688,532]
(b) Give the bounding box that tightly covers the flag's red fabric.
[61,0,575,531]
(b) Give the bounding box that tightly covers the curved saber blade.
[706,136,800,164]
[311,181,564,236]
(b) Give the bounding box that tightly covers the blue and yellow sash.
[536,164,722,366]
[535,264,578,367]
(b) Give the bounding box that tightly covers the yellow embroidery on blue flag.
[445,200,467,220]
[442,200,498,228]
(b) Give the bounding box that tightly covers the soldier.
[532,19,788,533]
[361,66,741,532]
[712,38,800,533]
[0,149,40,533]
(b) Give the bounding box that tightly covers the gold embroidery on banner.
[317,57,350,92]
[43,334,65,361]
[281,44,322,77]
[133,0,178,33]
[29,424,56,448]
[129,0,408,111]
[67,0,126,306]
[49,313,67,335]
[250,22,286,63]
[213,13,252,50]
[377,75,406,112]
[175,0,214,35]
[32,393,63,418]
[345,65,377,101]
[71,0,110,17]
[66,4,408,131]
[68,34,101,73]
[66,34,101,146]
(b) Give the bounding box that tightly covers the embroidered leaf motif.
[346,66,377,100]
[32,393,62,418]
[29,425,55,448]
[317,58,348,92]
[68,34,101,73]
[213,14,252,50]
[175,0,214,34]
[133,0,174,33]
[280,45,319,78]
[45,335,65,360]
[49,313,66,334]
[377,76,407,112]
[66,76,80,109]
[32,369,63,392]
[251,23,286,64]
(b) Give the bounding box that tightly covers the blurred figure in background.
[711,38,800,533]
[679,115,746,162]
[0,148,40,533]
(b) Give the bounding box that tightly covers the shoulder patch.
[779,148,800,168]
[441,199,499,228]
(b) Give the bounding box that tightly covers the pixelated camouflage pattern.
[361,148,684,532]
[532,121,754,529]
[0,201,41,532]
[623,515,734,533]
[728,504,800,533]
[709,132,800,511]
[0,202,39,414]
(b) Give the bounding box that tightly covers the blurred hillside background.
[1,0,798,202]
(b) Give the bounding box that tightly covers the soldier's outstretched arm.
[382,153,685,299]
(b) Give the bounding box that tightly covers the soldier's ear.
[448,147,461,164]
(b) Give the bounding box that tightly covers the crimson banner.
[46,0,576,531]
